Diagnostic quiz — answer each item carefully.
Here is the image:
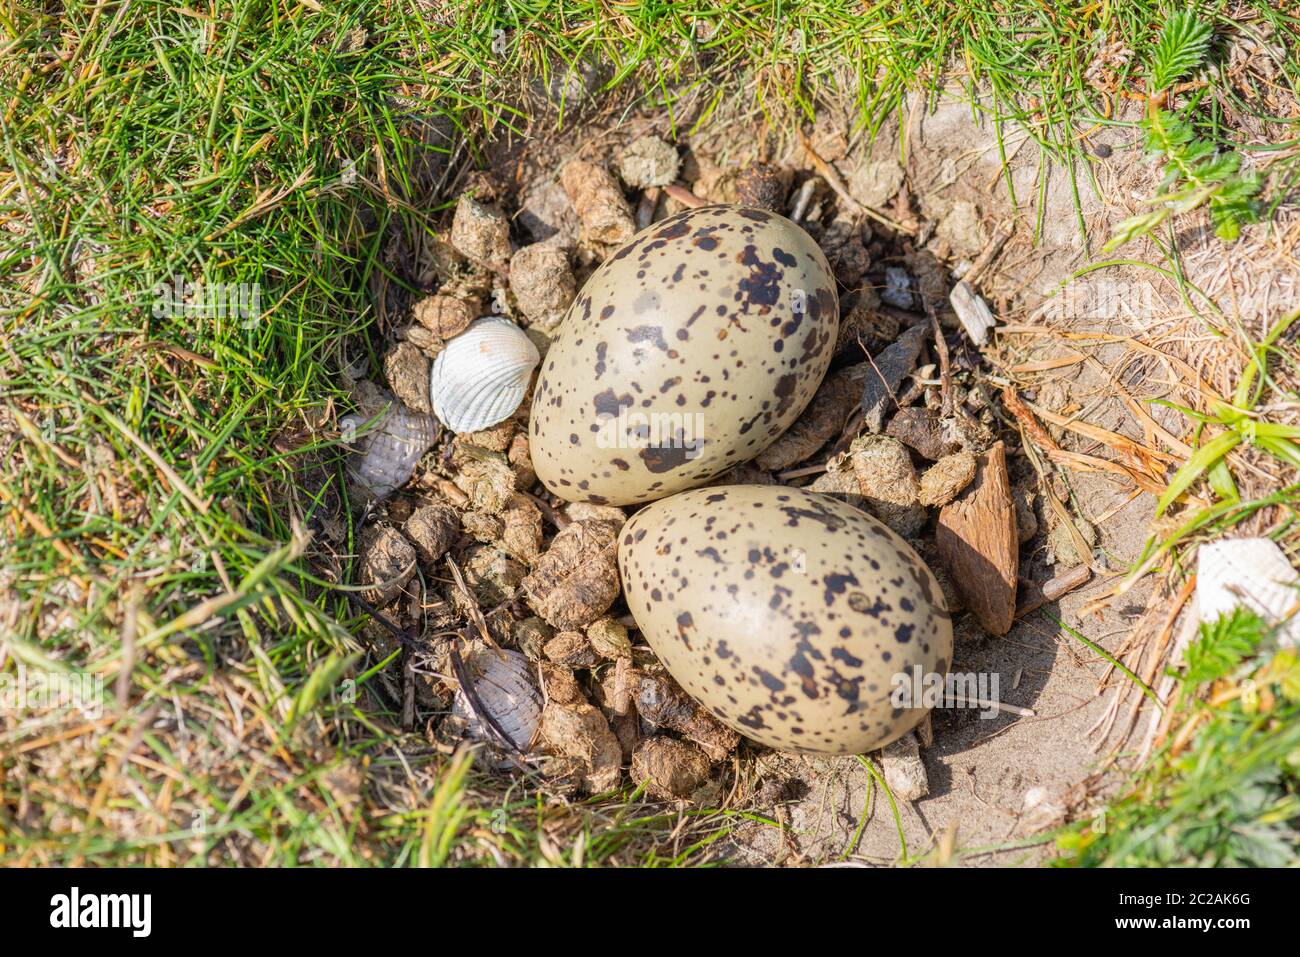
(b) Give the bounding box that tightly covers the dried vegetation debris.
[522,519,621,629]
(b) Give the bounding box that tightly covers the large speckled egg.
[618,485,952,754]
[530,206,838,506]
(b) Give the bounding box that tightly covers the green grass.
[2,1,1299,865]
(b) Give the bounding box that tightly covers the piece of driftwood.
[936,441,1019,635]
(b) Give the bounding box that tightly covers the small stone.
[586,617,633,659]
[918,451,978,507]
[845,156,904,208]
[616,135,680,189]
[539,701,622,793]
[450,196,511,271]
[887,406,958,461]
[849,435,925,537]
[517,176,580,246]
[522,519,621,629]
[1014,485,1039,544]
[359,525,416,606]
[383,341,431,414]
[860,322,929,432]
[936,200,987,258]
[560,160,635,249]
[509,244,576,330]
[880,266,915,310]
[544,631,599,668]
[879,730,928,801]
[412,294,476,339]
[631,737,712,800]
[404,502,460,565]
[734,163,788,211]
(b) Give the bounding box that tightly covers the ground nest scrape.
[313,107,1196,863]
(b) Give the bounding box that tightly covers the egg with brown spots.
[618,485,952,754]
[529,205,838,506]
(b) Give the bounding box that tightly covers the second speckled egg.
[618,485,953,754]
[529,205,838,506]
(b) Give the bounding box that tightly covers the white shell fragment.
[341,399,438,502]
[451,645,542,751]
[1197,538,1300,649]
[429,316,540,433]
[949,279,996,346]
[881,265,914,309]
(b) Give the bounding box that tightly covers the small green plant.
[1183,607,1268,684]
[1056,611,1300,867]
[1105,10,1263,250]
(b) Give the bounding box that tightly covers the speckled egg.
[618,485,952,754]
[530,206,838,506]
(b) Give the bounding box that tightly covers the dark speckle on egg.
[617,485,953,755]
[529,205,838,506]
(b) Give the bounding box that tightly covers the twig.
[662,183,706,208]
[798,129,916,235]
[923,298,952,415]
[446,556,501,651]
[962,220,1015,287]
[941,694,1035,718]
[519,489,570,530]
[1014,564,1093,618]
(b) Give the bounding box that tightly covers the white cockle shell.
[341,399,438,502]
[429,316,540,433]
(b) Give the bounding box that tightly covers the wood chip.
[935,441,1019,635]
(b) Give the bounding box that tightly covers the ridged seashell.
[451,646,541,752]
[341,399,438,502]
[1198,538,1300,650]
[429,317,540,433]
